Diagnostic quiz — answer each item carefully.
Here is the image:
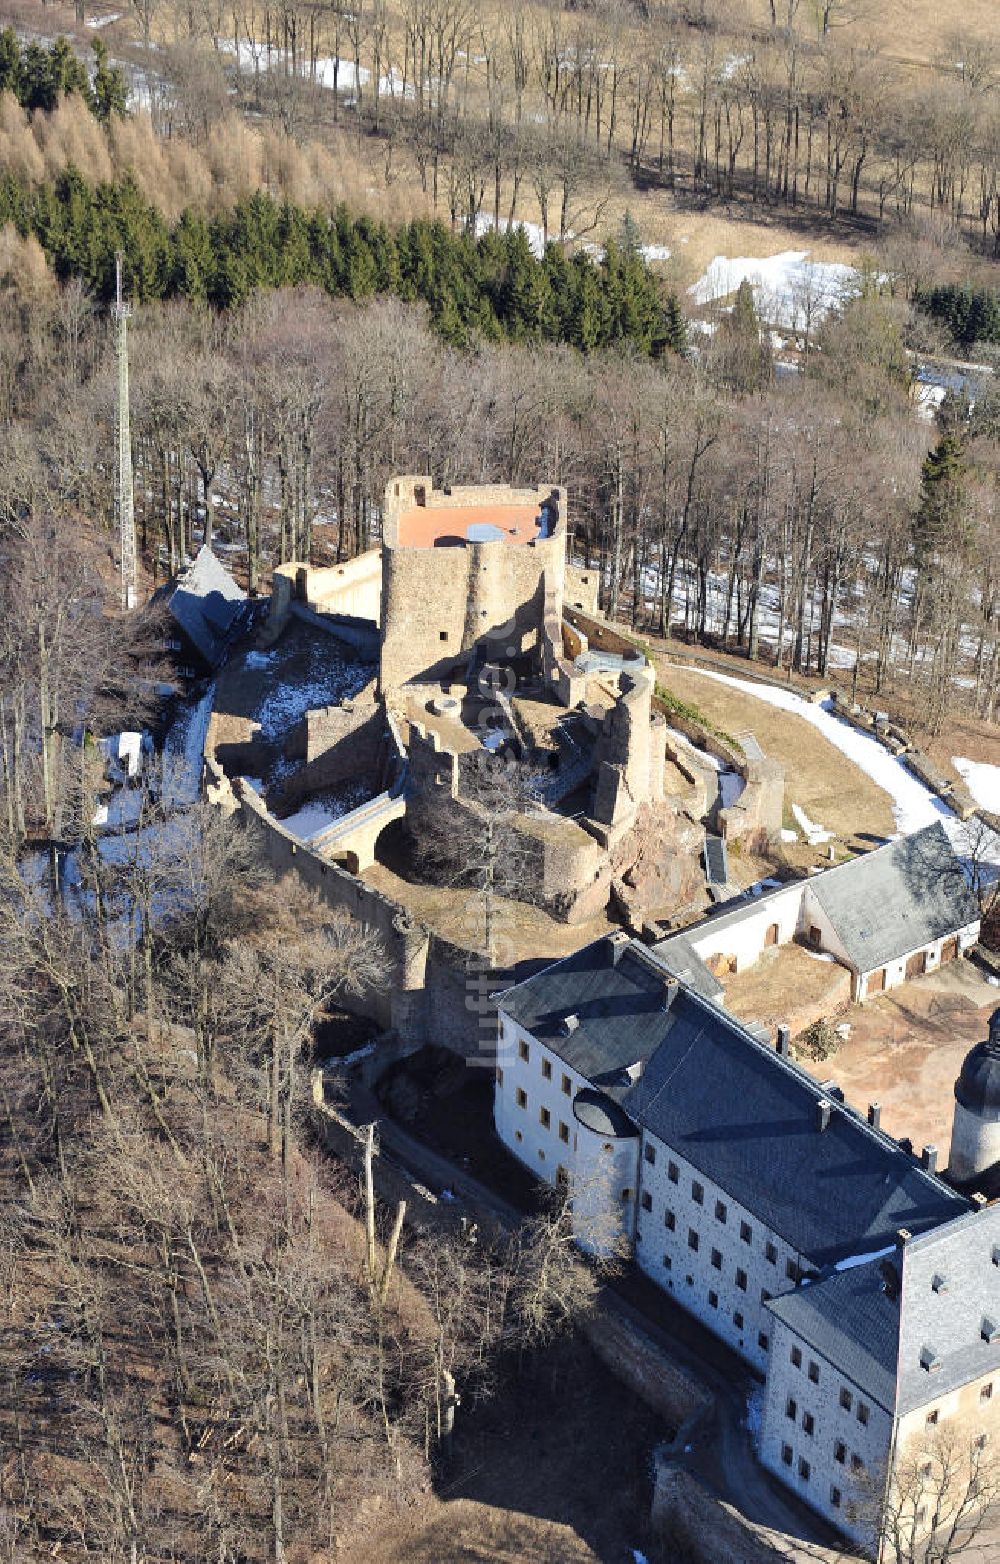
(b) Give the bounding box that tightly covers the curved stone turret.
[948,1007,1000,1183]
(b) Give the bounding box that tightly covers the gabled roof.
[623,983,969,1267]
[649,932,723,1004]
[809,821,979,974]
[499,936,970,1267]
[766,1260,900,1412]
[499,936,671,1095]
[160,546,247,669]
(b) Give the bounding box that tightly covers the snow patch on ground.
[244,648,278,671]
[953,757,1000,813]
[277,782,372,844]
[162,685,215,808]
[791,802,833,845]
[780,827,799,843]
[689,251,858,331]
[720,770,745,808]
[681,667,951,836]
[255,659,371,741]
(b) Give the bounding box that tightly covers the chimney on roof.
[898,1137,913,1156]
[921,1145,938,1174]
[776,1025,791,1058]
[971,1191,988,1209]
[816,1100,832,1132]
[896,1228,912,1249]
[868,1102,881,1130]
[560,1013,580,1036]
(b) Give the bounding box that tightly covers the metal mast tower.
[112,252,137,610]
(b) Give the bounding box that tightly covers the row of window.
[787,1347,871,1423]
[658,1254,769,1349]
[515,1039,571,1095]
[779,1446,856,1514]
[786,1396,870,1459]
[645,1163,796,1277]
[512,1088,572,1143]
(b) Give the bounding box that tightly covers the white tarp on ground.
[953,757,1000,814]
[680,667,952,837]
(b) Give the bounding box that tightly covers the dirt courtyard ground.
[795,962,999,1162]
[722,943,852,1035]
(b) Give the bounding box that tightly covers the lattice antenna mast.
[112,252,136,611]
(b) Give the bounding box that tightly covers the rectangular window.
[802,1412,815,1436]
[926,1409,939,1427]
[781,1444,793,1467]
[518,1040,529,1063]
[791,1347,802,1368]
[766,1242,777,1264]
[740,1220,753,1244]
[558,1121,569,1144]
[687,1228,699,1252]
[539,1107,550,1129]
[561,1073,571,1096]
[662,1254,672,1272]
[840,1388,852,1412]
[786,1399,797,1421]
[644,1143,656,1165]
[542,1058,552,1080]
[798,1458,810,1481]
[496,1067,503,1085]
[692,1181,704,1205]
[761,1289,772,1305]
[851,1455,864,1474]
[515,1088,527,1109]
[786,1259,799,1282]
[668,1161,679,1184]
[857,1402,869,1427]
[711,1248,722,1270]
[808,1362,820,1385]
[835,1442,846,1465]
[758,1331,769,1352]
[715,1199,727,1222]
[733,1311,744,1330]
[708,1290,718,1309]
[736,1268,748,1292]
[665,1209,676,1232]
[641,1191,653,1212]
[981,1383,994,1403]
[831,1486,841,1509]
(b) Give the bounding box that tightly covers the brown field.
[654,656,898,850]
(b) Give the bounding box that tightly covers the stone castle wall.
[379,478,567,702]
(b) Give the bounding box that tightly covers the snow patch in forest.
[474,213,549,259]
[680,667,952,836]
[689,251,858,330]
[953,757,1000,814]
[161,685,215,808]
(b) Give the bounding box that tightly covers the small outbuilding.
[156,545,248,677]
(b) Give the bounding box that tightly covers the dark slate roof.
[648,933,723,1004]
[623,984,969,1267]
[809,822,979,975]
[499,936,672,1097]
[766,1261,900,1412]
[500,936,970,1267]
[161,546,247,669]
[704,834,729,886]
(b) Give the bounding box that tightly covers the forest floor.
[336,1332,671,1564]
